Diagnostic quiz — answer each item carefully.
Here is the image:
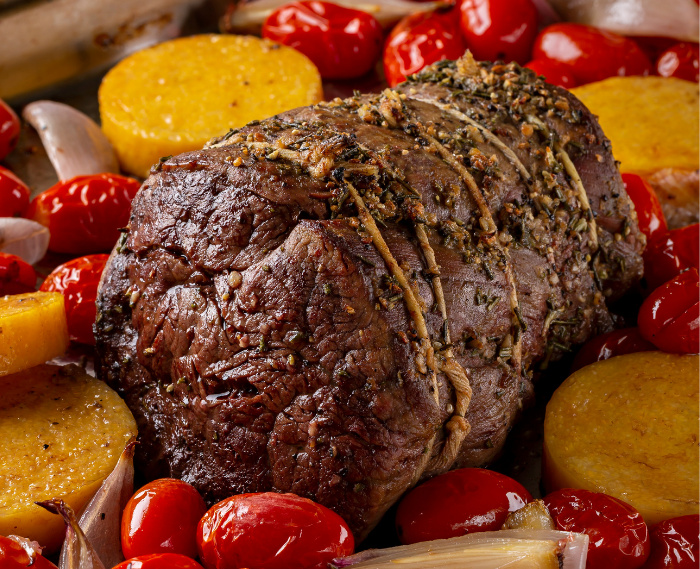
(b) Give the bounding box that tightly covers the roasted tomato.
[532,24,652,86]
[622,173,667,242]
[525,59,576,89]
[646,515,699,568]
[122,478,207,560]
[39,254,109,345]
[0,98,20,161]
[395,468,532,544]
[27,173,140,255]
[656,43,700,83]
[459,0,538,64]
[384,7,466,87]
[0,166,30,218]
[113,553,204,569]
[197,492,354,569]
[0,536,57,569]
[262,1,382,80]
[544,489,650,569]
[643,224,699,293]
[638,268,699,354]
[570,328,655,372]
[0,252,36,296]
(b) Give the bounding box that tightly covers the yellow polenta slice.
[543,351,699,525]
[0,364,137,552]
[99,34,323,178]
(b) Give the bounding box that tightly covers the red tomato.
[27,173,140,255]
[395,468,532,544]
[121,478,207,560]
[0,536,57,569]
[40,254,109,345]
[571,328,655,372]
[525,59,577,89]
[645,515,699,569]
[459,0,538,64]
[197,492,354,569]
[113,553,204,569]
[0,98,20,161]
[544,489,650,569]
[0,166,30,218]
[643,224,699,293]
[656,43,700,83]
[0,252,37,296]
[532,23,652,86]
[638,268,699,354]
[262,1,382,80]
[383,7,467,87]
[622,173,667,242]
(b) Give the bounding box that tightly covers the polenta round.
[99,34,324,177]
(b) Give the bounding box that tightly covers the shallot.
[0,217,49,264]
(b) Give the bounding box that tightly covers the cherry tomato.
[532,24,652,86]
[656,43,700,83]
[0,535,57,569]
[645,515,699,569]
[383,7,467,87]
[113,553,204,569]
[459,0,538,64]
[197,492,354,569]
[638,268,699,355]
[525,59,577,89]
[544,488,650,569]
[0,252,37,296]
[262,1,382,80]
[643,224,699,293]
[27,173,140,255]
[0,166,30,218]
[622,173,667,242]
[395,468,532,544]
[121,478,207,560]
[571,328,655,372]
[0,98,20,161]
[39,254,109,345]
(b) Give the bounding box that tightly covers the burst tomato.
[0,166,30,218]
[0,252,36,296]
[656,43,700,83]
[643,224,699,293]
[646,515,699,569]
[39,254,109,345]
[0,98,20,161]
[121,478,207,560]
[622,173,667,242]
[459,0,538,64]
[262,1,382,80]
[532,23,652,86]
[0,536,57,569]
[638,268,699,354]
[525,59,576,89]
[384,7,466,87]
[27,173,140,255]
[113,553,204,569]
[197,492,354,569]
[395,468,532,544]
[571,328,655,372]
[544,489,649,569]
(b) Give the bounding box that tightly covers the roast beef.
[95,56,645,539]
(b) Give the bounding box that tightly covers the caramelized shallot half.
[501,500,556,530]
[22,101,119,182]
[0,217,50,264]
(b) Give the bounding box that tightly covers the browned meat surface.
[95,57,644,540]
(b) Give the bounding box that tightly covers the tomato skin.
[656,43,700,83]
[113,553,204,569]
[645,515,699,569]
[643,224,699,293]
[262,1,382,80]
[395,468,532,544]
[571,328,655,373]
[121,478,207,560]
[0,252,37,296]
[0,98,20,161]
[524,59,576,89]
[39,254,108,345]
[622,173,667,242]
[544,489,650,569]
[197,492,354,569]
[0,166,30,218]
[638,269,699,355]
[384,7,466,87]
[27,173,140,255]
[459,0,538,65]
[532,23,652,86]
[0,536,58,569]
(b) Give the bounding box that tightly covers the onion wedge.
[0,217,50,264]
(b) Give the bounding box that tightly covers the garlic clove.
[0,217,50,264]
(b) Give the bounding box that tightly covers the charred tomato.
[656,43,700,83]
[0,536,57,569]
[0,98,20,161]
[643,224,699,293]
[113,553,204,569]
[525,59,576,89]
[622,173,667,242]
[571,328,655,372]
[0,252,36,296]
[0,166,30,218]
[646,515,699,569]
